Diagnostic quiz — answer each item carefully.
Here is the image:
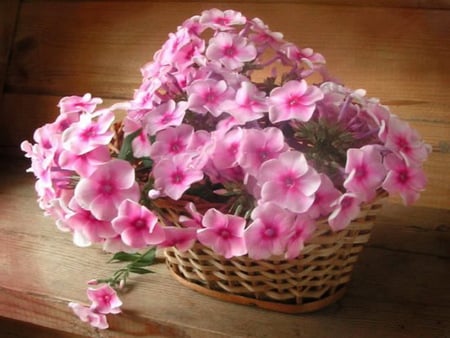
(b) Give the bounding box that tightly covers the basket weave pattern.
[164,193,386,312]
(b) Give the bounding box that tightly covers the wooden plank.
[0,317,86,338]
[0,164,449,337]
[30,0,450,10]
[6,2,450,104]
[0,0,20,112]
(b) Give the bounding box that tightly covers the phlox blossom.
[382,153,427,205]
[59,145,111,177]
[150,124,195,161]
[238,127,286,176]
[285,215,316,259]
[328,193,361,231]
[343,145,386,202]
[144,100,188,135]
[187,79,234,116]
[122,117,152,158]
[249,17,284,48]
[385,117,429,165]
[258,151,321,213]
[74,159,140,221]
[153,153,204,200]
[222,81,268,123]
[62,110,115,155]
[199,8,246,30]
[206,32,257,70]
[210,127,243,169]
[268,80,324,123]
[308,174,341,219]
[245,203,293,260]
[112,199,165,249]
[87,284,122,314]
[197,208,247,258]
[58,93,102,115]
[65,198,117,247]
[158,227,197,252]
[68,302,108,330]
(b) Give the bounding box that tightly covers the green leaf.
[118,129,142,160]
[129,267,154,274]
[139,247,156,264]
[109,252,139,263]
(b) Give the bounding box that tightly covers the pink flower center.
[215,17,230,25]
[102,294,111,305]
[171,169,185,184]
[355,165,367,180]
[263,225,277,238]
[224,45,237,57]
[160,113,173,124]
[100,183,114,195]
[398,169,409,183]
[228,143,239,156]
[288,95,301,107]
[205,91,217,103]
[81,125,98,140]
[341,196,353,209]
[134,219,146,228]
[219,228,231,239]
[396,137,410,153]
[170,140,183,153]
[282,173,297,189]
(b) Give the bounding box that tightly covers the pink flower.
[144,100,187,135]
[68,303,108,330]
[187,79,234,116]
[123,117,152,158]
[199,8,246,30]
[308,174,341,219]
[268,80,323,123]
[343,145,386,202]
[245,203,293,260]
[210,127,243,169]
[62,110,114,155]
[112,199,165,249]
[285,215,315,259]
[87,284,122,314]
[249,17,284,48]
[158,227,197,252]
[150,124,195,161]
[58,93,102,114]
[179,202,203,228]
[222,81,268,123]
[206,32,257,70]
[153,154,204,200]
[59,145,111,177]
[197,208,247,258]
[328,193,361,231]
[238,127,286,176]
[258,151,321,213]
[66,199,117,247]
[382,153,427,205]
[385,117,429,165]
[74,159,140,221]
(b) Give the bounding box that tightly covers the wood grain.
[0,1,20,114]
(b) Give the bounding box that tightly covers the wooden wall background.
[0,0,449,209]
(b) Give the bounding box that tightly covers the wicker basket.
[164,192,387,313]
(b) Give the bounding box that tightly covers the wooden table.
[1,160,449,337]
[1,1,449,337]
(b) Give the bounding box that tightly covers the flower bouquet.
[22,9,430,328]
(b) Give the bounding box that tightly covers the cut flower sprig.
[21,8,430,329]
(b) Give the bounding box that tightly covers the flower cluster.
[22,9,430,328]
